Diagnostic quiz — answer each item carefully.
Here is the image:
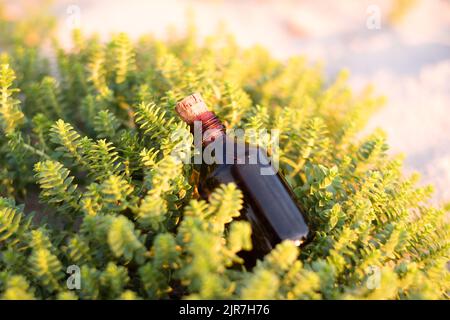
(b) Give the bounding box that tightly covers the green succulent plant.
[0,7,448,300]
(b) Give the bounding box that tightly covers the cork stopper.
[175,93,209,125]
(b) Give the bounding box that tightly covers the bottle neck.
[194,111,226,146]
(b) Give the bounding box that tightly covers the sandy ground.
[8,0,450,204]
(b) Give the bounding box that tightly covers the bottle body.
[198,135,309,263]
[174,93,309,264]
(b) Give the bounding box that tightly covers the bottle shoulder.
[206,135,269,164]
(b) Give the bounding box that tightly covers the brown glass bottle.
[176,93,309,264]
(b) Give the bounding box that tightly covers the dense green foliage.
[0,10,449,299]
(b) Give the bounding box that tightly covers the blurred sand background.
[4,0,450,204]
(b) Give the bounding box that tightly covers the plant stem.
[22,143,51,160]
